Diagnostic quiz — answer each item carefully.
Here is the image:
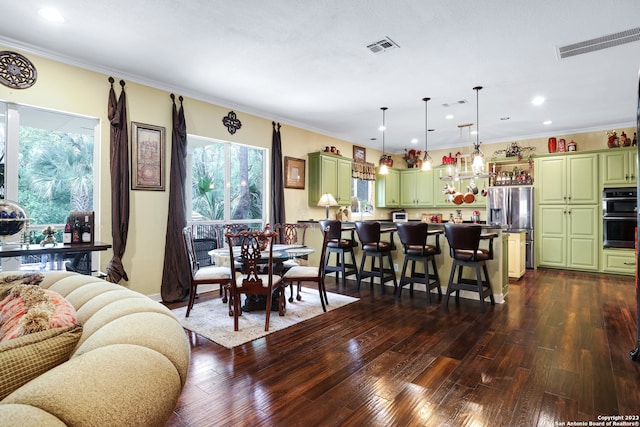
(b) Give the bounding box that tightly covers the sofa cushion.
[0,324,82,400]
[0,286,78,341]
[0,273,44,301]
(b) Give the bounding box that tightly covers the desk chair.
[443,224,496,313]
[396,222,442,302]
[275,223,309,302]
[355,221,397,294]
[182,227,233,317]
[281,226,330,312]
[225,230,285,331]
[319,220,359,289]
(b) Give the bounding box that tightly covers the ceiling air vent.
[366,37,400,54]
[557,27,640,59]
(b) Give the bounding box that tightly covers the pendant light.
[379,107,389,175]
[471,86,485,174]
[421,97,432,171]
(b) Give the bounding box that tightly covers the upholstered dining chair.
[396,222,443,302]
[274,222,309,302]
[281,226,330,312]
[225,229,285,332]
[182,226,234,317]
[443,223,496,313]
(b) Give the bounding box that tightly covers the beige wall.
[0,46,635,295]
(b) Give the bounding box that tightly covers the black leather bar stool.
[355,221,397,293]
[443,223,496,313]
[319,220,358,288]
[396,222,442,302]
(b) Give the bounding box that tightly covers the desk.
[0,242,112,271]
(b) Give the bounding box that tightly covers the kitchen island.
[300,220,509,304]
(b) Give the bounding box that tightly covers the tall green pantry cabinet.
[308,152,353,206]
[535,153,599,271]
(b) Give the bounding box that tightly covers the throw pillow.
[0,324,82,400]
[0,285,77,341]
[0,272,44,300]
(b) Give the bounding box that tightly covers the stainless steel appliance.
[602,187,637,249]
[487,186,534,268]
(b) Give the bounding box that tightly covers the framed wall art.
[284,156,305,189]
[131,121,165,191]
[353,145,366,162]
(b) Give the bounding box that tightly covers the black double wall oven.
[602,187,637,249]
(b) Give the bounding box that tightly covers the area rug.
[171,288,359,349]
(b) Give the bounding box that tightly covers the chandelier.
[440,86,492,182]
[421,97,432,171]
[378,107,389,175]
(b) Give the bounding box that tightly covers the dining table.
[208,244,316,312]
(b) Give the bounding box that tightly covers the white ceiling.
[1,0,640,155]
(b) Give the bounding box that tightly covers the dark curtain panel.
[106,77,130,283]
[271,122,285,238]
[161,95,190,302]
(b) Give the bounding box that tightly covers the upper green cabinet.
[400,169,434,207]
[600,147,637,187]
[535,153,599,205]
[375,168,400,208]
[307,152,352,207]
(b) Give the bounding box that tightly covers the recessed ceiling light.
[378,125,385,131]
[410,138,418,144]
[543,120,553,125]
[532,96,545,106]
[445,114,454,120]
[38,7,64,23]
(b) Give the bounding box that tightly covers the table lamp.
[317,193,338,219]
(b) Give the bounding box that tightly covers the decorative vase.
[548,137,557,153]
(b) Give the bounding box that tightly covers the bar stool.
[396,222,442,302]
[355,221,397,293]
[443,223,496,313]
[319,220,358,288]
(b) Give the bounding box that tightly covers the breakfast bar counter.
[300,220,509,303]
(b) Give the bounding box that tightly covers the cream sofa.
[0,271,190,427]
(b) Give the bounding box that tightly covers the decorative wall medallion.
[0,51,37,89]
[222,111,242,134]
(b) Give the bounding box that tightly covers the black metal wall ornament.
[222,111,242,134]
[493,141,536,161]
[0,51,37,89]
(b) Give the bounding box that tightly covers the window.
[187,135,267,244]
[351,178,373,217]
[0,102,98,270]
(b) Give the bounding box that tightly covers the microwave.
[392,212,409,222]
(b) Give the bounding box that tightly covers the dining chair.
[355,221,397,294]
[396,222,442,302]
[182,226,234,317]
[275,222,309,302]
[225,229,285,331]
[319,219,359,288]
[443,223,496,313]
[281,226,330,312]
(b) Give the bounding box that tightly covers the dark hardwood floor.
[164,268,640,427]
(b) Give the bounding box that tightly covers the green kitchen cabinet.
[602,248,636,275]
[307,152,353,207]
[535,153,599,205]
[375,168,400,208]
[537,204,599,271]
[600,147,637,187]
[400,168,434,207]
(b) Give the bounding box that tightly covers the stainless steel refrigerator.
[487,186,535,269]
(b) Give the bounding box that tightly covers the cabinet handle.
[624,262,636,266]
